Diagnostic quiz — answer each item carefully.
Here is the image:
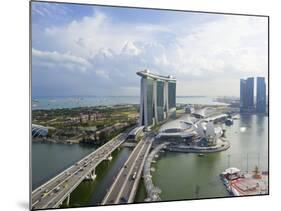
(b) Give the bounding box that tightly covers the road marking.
[115,141,147,203]
[102,139,143,204]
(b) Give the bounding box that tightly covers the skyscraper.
[240,79,246,108]
[137,70,176,126]
[246,77,254,108]
[256,77,266,113]
[240,77,254,112]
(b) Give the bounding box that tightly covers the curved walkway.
[166,137,230,153]
[143,142,169,202]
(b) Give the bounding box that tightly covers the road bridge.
[31,129,131,210]
[102,134,153,205]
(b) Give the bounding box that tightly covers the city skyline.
[32,2,268,97]
[30,2,269,209]
[240,76,267,113]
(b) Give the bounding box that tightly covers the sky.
[31,2,268,97]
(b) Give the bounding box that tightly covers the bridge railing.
[32,132,125,195]
[38,133,128,208]
[128,139,152,203]
[101,138,143,204]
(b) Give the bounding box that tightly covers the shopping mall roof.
[159,115,196,133]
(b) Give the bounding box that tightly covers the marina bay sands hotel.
[137,70,176,127]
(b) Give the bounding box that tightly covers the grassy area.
[32,105,139,144]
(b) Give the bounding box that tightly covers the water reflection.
[135,114,268,201]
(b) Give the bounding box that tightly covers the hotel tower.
[137,70,176,127]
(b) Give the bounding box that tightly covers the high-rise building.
[256,77,266,113]
[240,77,254,112]
[240,79,246,108]
[246,77,254,108]
[137,70,176,126]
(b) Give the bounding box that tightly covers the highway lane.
[118,139,151,203]
[32,131,129,210]
[102,137,145,204]
[102,135,153,205]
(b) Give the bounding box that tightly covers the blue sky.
[32,1,268,97]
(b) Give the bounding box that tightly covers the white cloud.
[95,69,110,79]
[160,16,268,79]
[32,48,91,72]
[121,41,141,56]
[32,2,68,18]
[33,10,268,96]
[41,10,169,59]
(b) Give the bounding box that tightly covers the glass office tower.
[256,77,266,113]
[246,77,254,109]
[240,77,254,112]
[240,79,247,108]
[137,70,176,127]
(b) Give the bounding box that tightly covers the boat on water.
[198,153,205,157]
[220,167,268,196]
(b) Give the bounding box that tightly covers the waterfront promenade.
[166,137,230,153]
[143,142,169,201]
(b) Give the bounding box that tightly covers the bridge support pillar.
[90,169,97,180]
[66,194,70,206]
[107,154,112,161]
[85,169,96,181]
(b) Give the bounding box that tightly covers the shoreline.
[163,138,230,153]
[32,138,103,146]
[32,96,229,111]
[143,142,169,202]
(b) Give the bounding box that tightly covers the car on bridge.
[131,171,137,180]
[54,187,61,193]
[120,196,128,203]
[41,192,47,198]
